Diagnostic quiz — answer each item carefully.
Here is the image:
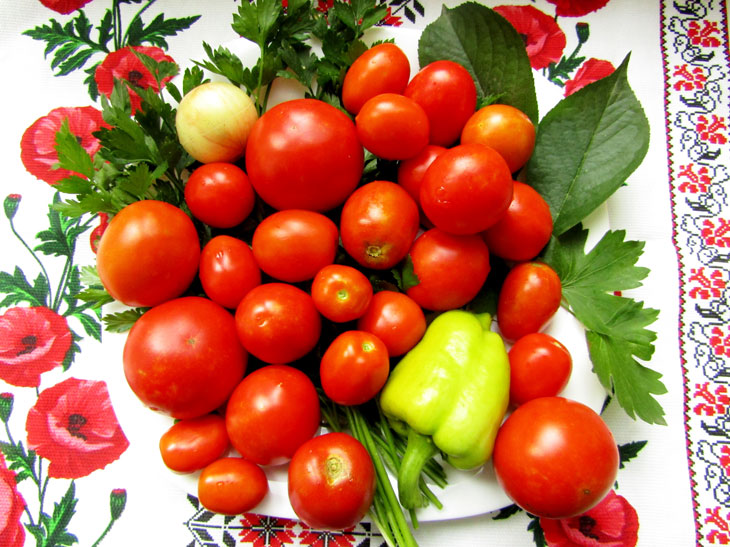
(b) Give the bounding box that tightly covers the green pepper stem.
[398,428,439,510]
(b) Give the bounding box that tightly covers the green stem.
[91,519,116,547]
[9,218,53,307]
[398,428,438,510]
[121,0,156,47]
[112,0,123,51]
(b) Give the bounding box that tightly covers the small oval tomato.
[342,43,410,115]
[235,283,321,364]
[96,200,200,307]
[311,264,373,323]
[508,332,572,406]
[340,181,420,270]
[355,93,429,160]
[497,261,562,341]
[288,432,376,530]
[356,290,426,357]
[406,228,490,311]
[404,60,477,146]
[159,414,229,473]
[493,397,619,519]
[226,365,321,465]
[320,331,389,406]
[199,235,261,309]
[197,457,268,515]
[482,181,553,262]
[252,210,339,283]
[460,104,536,173]
[184,162,255,228]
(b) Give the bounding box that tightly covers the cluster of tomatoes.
[94,40,618,528]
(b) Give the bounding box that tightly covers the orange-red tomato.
[184,162,255,228]
[199,235,261,309]
[342,43,411,114]
[197,457,268,515]
[508,332,572,406]
[159,414,229,473]
[356,290,426,357]
[311,264,373,323]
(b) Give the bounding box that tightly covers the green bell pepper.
[379,310,510,509]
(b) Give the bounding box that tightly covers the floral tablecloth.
[0,0,726,545]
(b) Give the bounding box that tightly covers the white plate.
[108,27,610,522]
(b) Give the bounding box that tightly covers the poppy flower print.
[494,5,567,70]
[25,377,130,479]
[564,58,615,96]
[0,453,26,547]
[38,0,93,14]
[546,0,612,17]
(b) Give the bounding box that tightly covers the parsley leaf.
[103,308,148,333]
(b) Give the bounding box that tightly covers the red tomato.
[159,414,229,473]
[197,457,268,515]
[184,162,255,228]
[311,264,373,323]
[356,290,426,357]
[406,228,490,311]
[226,365,321,465]
[420,143,513,235]
[199,235,261,309]
[396,144,447,222]
[497,261,562,341]
[460,104,536,173]
[404,60,477,146]
[340,181,420,270]
[252,210,339,282]
[508,333,572,406]
[288,432,376,530]
[245,98,363,212]
[493,397,619,519]
[235,283,321,364]
[123,296,247,419]
[96,200,200,308]
[342,43,411,114]
[320,330,390,406]
[355,93,429,160]
[482,181,553,262]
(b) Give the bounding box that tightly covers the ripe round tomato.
[355,93,429,160]
[288,432,376,530]
[235,283,321,364]
[420,143,513,235]
[245,98,364,212]
[493,397,619,519]
[508,332,573,406]
[320,330,390,406]
[311,264,373,323]
[197,457,268,515]
[404,59,477,146]
[199,235,261,309]
[397,144,446,210]
[497,261,562,341]
[96,200,200,308]
[252,210,339,282]
[123,296,247,419]
[461,104,536,173]
[342,43,410,114]
[356,290,426,357]
[159,414,229,473]
[340,181,420,270]
[406,228,490,311]
[482,181,553,262]
[226,364,321,465]
[184,162,255,228]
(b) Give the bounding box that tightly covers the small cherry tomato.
[508,332,572,406]
[159,414,229,473]
[252,209,339,283]
[356,290,426,357]
[397,144,446,226]
[199,235,261,309]
[320,330,390,406]
[288,432,376,530]
[342,43,410,115]
[311,264,373,323]
[197,457,268,515]
[184,162,256,228]
[497,261,562,341]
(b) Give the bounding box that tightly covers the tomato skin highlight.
[199,235,261,309]
[356,290,426,357]
[184,162,255,228]
[197,457,268,515]
[311,264,373,323]
[342,42,410,114]
[508,332,572,406]
[159,414,229,473]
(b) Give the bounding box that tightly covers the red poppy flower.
[0,453,26,547]
[564,58,615,96]
[20,106,105,185]
[541,490,639,547]
[95,46,175,113]
[0,307,73,388]
[546,0,611,17]
[38,0,93,14]
[26,377,130,479]
[494,5,567,70]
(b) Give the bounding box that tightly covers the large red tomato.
[96,200,200,307]
[245,98,364,212]
[199,235,261,309]
[123,296,247,419]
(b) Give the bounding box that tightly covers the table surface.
[0,0,725,545]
